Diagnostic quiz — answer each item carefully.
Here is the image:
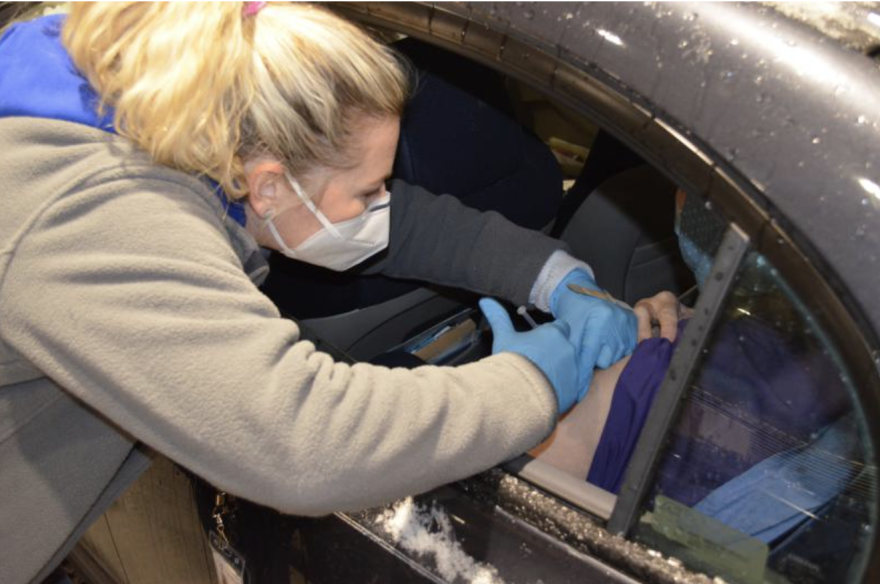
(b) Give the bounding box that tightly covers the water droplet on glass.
[811,136,821,144]
[862,198,870,206]
[704,200,713,210]
[730,38,739,46]
[755,74,764,85]
[720,69,735,82]
[683,12,697,21]
[523,9,535,20]
[679,39,689,49]
[858,115,868,125]
[565,12,574,20]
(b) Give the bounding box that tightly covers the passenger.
[530,192,856,544]
[0,4,664,582]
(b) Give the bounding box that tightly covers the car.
[75,2,880,583]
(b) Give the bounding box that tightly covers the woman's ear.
[245,160,285,219]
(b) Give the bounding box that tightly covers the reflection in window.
[634,251,877,584]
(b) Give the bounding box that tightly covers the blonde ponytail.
[62,2,410,199]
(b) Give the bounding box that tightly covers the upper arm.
[0,174,556,515]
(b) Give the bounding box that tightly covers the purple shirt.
[587,318,846,503]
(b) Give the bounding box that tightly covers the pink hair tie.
[243,1,266,17]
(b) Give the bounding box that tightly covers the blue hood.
[0,14,246,225]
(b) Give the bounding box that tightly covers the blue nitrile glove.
[550,269,637,397]
[479,298,580,414]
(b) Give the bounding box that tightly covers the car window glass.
[632,248,878,584]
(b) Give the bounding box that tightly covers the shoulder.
[0,117,264,279]
[0,117,216,204]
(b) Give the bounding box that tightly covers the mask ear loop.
[245,162,342,238]
[285,172,345,240]
[244,163,307,255]
[265,214,299,257]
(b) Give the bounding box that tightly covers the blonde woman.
[0,3,645,581]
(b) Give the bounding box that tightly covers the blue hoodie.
[0,14,246,225]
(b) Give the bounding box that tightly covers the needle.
[516,305,539,329]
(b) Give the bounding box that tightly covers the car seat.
[260,38,564,360]
[559,162,695,306]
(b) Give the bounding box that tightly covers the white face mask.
[266,173,391,271]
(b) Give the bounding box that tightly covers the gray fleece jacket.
[0,118,567,583]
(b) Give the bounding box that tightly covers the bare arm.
[529,290,686,477]
[529,356,630,476]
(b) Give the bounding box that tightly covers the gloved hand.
[479,298,580,414]
[550,269,637,397]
